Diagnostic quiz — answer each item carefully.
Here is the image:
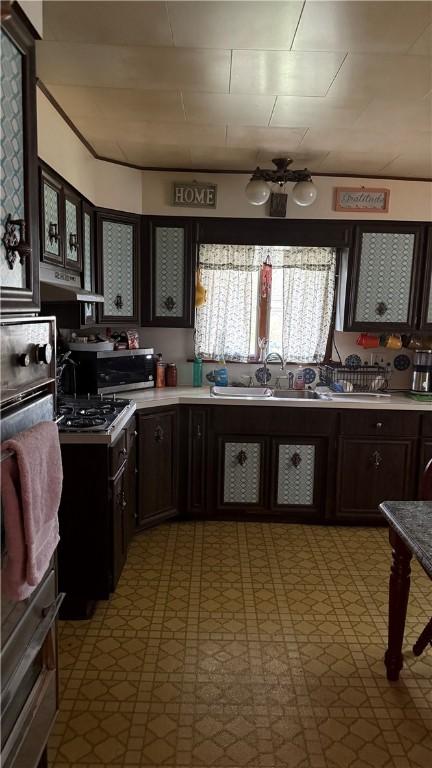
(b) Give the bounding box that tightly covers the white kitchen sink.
[211,386,272,398]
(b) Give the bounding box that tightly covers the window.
[195,244,337,363]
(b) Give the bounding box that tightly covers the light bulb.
[292,179,317,207]
[245,178,270,205]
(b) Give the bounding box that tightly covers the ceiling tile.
[271,95,367,128]
[299,126,432,157]
[293,1,432,53]
[189,147,259,171]
[75,118,226,148]
[230,50,346,97]
[380,153,432,177]
[47,85,186,124]
[227,126,306,152]
[183,93,276,127]
[314,151,400,174]
[353,98,432,133]
[328,52,432,101]
[89,140,127,162]
[43,1,173,46]
[167,1,303,49]
[117,142,192,167]
[37,42,230,93]
[409,24,432,55]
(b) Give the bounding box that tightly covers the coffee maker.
[411,349,432,393]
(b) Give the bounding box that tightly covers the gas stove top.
[57,395,136,443]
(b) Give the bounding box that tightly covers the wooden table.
[379,501,432,681]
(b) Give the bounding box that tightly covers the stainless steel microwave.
[69,348,155,394]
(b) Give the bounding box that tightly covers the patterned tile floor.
[49,522,432,768]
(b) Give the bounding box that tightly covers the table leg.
[384,528,412,681]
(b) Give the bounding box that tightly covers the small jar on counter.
[166,363,177,387]
[156,361,167,388]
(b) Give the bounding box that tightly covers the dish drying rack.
[319,363,391,392]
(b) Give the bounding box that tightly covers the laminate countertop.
[379,501,432,577]
[114,386,431,412]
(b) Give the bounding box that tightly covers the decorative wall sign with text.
[334,187,390,213]
[173,182,217,209]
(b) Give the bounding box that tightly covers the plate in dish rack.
[255,366,271,384]
[303,367,316,385]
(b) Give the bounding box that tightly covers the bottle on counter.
[156,354,166,388]
[293,367,305,390]
[166,363,177,387]
[192,356,203,387]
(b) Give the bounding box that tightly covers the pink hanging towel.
[1,421,63,601]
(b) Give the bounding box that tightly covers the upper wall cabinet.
[142,218,196,327]
[40,169,82,272]
[1,9,39,314]
[419,226,432,332]
[96,211,140,325]
[337,223,425,332]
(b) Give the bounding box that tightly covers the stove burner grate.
[64,416,108,431]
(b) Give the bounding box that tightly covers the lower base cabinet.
[137,409,178,528]
[271,438,326,520]
[336,438,416,523]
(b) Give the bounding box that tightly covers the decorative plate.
[344,354,362,367]
[303,367,316,385]
[393,354,411,371]
[255,366,271,384]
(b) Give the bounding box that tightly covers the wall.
[37,89,142,214]
[142,170,432,222]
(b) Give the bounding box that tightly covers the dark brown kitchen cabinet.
[96,210,140,325]
[336,438,416,523]
[40,170,82,272]
[187,408,207,514]
[1,7,40,314]
[141,217,196,327]
[125,418,138,542]
[337,223,425,332]
[57,414,136,619]
[419,226,432,331]
[137,408,178,528]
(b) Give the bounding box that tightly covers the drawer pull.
[291,452,302,468]
[371,450,382,469]
[114,293,123,310]
[375,422,383,429]
[119,448,127,457]
[376,301,388,316]
[48,221,59,245]
[69,232,78,252]
[196,424,202,439]
[154,425,164,443]
[164,295,176,312]
[236,449,247,466]
[2,214,31,269]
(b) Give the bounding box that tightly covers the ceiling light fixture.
[245,158,317,207]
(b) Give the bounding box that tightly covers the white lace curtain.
[195,244,336,363]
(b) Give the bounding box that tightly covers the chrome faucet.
[263,352,285,386]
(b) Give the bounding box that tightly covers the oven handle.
[1,592,65,711]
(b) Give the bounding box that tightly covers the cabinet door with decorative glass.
[346,224,424,332]
[217,437,266,511]
[419,226,432,332]
[271,438,325,520]
[64,190,82,272]
[97,212,140,324]
[81,203,96,325]
[40,171,63,267]
[142,218,195,327]
[1,10,39,313]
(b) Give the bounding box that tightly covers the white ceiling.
[37,1,432,178]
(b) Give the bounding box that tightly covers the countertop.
[379,501,432,577]
[115,386,431,411]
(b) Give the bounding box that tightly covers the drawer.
[422,414,432,437]
[340,411,419,437]
[110,430,127,476]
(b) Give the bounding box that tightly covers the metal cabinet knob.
[154,425,164,442]
[164,296,176,312]
[371,450,382,469]
[375,422,383,429]
[120,447,127,456]
[2,214,31,269]
[375,301,388,316]
[291,452,302,468]
[236,449,247,466]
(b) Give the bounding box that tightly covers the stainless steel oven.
[1,316,64,768]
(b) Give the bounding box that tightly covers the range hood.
[40,263,104,303]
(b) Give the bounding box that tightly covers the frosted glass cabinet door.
[419,227,432,331]
[276,444,315,506]
[97,213,140,324]
[221,440,263,507]
[349,225,423,331]
[40,173,62,266]
[143,219,195,327]
[64,193,82,271]
[1,14,39,314]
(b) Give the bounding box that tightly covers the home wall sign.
[334,187,390,213]
[173,182,217,209]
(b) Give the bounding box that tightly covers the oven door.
[1,592,64,768]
